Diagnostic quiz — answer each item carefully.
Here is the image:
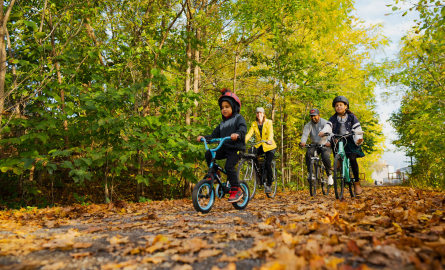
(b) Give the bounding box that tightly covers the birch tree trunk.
[0,0,17,138]
[192,27,201,123]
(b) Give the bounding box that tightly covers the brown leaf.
[347,240,360,255]
[83,226,106,234]
[0,262,39,270]
[171,254,197,263]
[212,263,236,270]
[109,235,129,245]
[141,252,168,264]
[41,262,66,270]
[42,238,75,250]
[44,220,59,228]
[198,249,222,258]
[101,260,136,270]
[172,265,193,270]
[217,254,238,263]
[73,242,93,249]
[70,252,93,258]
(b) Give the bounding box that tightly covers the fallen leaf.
[73,242,93,249]
[198,249,222,258]
[109,235,129,245]
[70,252,93,258]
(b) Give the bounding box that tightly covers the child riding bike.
[196,88,247,203]
[319,96,365,195]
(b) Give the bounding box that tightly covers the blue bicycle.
[192,137,250,213]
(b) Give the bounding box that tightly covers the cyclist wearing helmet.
[299,108,333,185]
[319,96,365,195]
[197,88,247,203]
[245,107,277,193]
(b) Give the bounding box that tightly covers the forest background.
[0,0,397,208]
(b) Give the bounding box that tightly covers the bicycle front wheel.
[308,161,317,197]
[238,158,256,201]
[266,162,278,198]
[192,178,215,213]
[319,164,329,196]
[333,154,344,199]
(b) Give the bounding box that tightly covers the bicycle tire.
[348,182,355,198]
[192,178,215,213]
[333,154,344,199]
[347,166,356,198]
[238,158,256,201]
[266,163,278,198]
[308,160,316,197]
[319,164,329,196]
[232,181,250,210]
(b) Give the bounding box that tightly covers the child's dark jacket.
[204,114,247,150]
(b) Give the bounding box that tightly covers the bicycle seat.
[243,153,256,158]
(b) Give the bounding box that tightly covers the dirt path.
[1,187,444,270]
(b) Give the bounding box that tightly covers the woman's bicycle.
[323,131,364,199]
[300,144,329,197]
[237,141,278,201]
[192,137,250,213]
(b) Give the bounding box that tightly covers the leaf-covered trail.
[1,187,444,270]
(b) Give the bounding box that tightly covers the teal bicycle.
[192,137,250,213]
[324,131,364,199]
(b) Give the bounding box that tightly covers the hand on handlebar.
[325,142,331,147]
[231,133,239,141]
[356,138,364,145]
[197,135,205,142]
[300,142,306,147]
[266,140,272,145]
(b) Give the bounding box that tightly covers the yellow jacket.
[245,119,277,152]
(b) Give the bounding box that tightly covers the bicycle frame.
[201,137,231,192]
[335,138,351,183]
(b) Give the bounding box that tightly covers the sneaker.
[353,181,363,195]
[327,175,333,185]
[228,187,243,203]
[264,185,272,193]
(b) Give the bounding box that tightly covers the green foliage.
[0,0,386,205]
[387,0,445,189]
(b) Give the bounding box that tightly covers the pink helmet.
[218,88,241,112]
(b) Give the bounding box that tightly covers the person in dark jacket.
[196,88,247,203]
[319,96,365,195]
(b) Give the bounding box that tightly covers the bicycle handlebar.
[200,137,232,152]
[300,143,327,149]
[321,131,364,137]
[247,140,271,146]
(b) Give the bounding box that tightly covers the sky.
[353,0,419,169]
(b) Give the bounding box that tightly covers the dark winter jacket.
[326,112,362,136]
[204,113,247,150]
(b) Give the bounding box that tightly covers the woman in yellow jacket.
[245,107,277,193]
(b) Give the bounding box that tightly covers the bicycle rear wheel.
[319,164,329,196]
[308,160,317,197]
[333,154,344,199]
[238,158,256,201]
[347,166,356,198]
[266,162,278,198]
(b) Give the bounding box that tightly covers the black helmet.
[332,96,349,108]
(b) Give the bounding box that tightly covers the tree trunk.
[185,18,192,125]
[192,27,201,123]
[49,13,69,146]
[5,28,17,114]
[0,0,17,139]
[280,101,284,191]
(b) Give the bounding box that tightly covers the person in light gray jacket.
[299,108,333,185]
